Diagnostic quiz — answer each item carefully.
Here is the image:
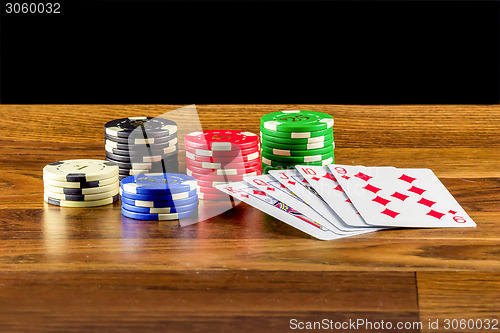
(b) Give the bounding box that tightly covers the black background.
[1,1,499,104]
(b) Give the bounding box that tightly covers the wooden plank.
[418,272,500,333]
[1,105,499,147]
[0,271,419,332]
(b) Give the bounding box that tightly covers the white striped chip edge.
[272,148,291,156]
[304,155,321,162]
[215,169,238,176]
[122,183,139,193]
[262,157,272,165]
[320,118,334,129]
[291,132,311,139]
[281,110,301,113]
[241,131,257,137]
[263,121,281,131]
[211,142,232,151]
[322,157,334,166]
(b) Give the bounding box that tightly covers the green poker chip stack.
[260,110,335,173]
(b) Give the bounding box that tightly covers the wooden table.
[1,105,499,332]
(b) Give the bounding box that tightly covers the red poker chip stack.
[184,130,261,200]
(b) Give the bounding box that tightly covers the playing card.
[216,181,345,240]
[295,165,385,228]
[244,174,367,238]
[329,164,476,228]
[269,169,380,234]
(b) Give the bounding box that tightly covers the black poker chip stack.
[104,117,179,180]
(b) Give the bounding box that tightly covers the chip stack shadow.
[260,110,335,174]
[104,117,179,180]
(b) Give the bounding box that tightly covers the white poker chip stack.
[43,159,120,207]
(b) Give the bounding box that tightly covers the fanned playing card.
[215,181,346,240]
[269,169,379,235]
[328,164,476,228]
[295,165,385,229]
[244,174,368,238]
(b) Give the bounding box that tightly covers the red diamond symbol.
[354,172,372,181]
[345,199,352,203]
[417,197,436,208]
[408,186,426,195]
[427,209,445,219]
[391,191,409,201]
[280,184,287,189]
[363,184,381,194]
[372,196,391,206]
[253,190,266,196]
[333,185,344,192]
[448,210,457,214]
[302,178,309,183]
[323,173,337,181]
[381,208,400,218]
[240,194,249,198]
[398,174,417,183]
[287,180,296,185]
[266,187,275,191]
[342,175,350,180]
[310,177,320,182]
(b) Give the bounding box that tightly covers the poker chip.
[186,145,260,157]
[186,158,260,170]
[121,206,197,221]
[105,117,177,138]
[105,150,178,163]
[119,188,198,201]
[121,173,197,195]
[105,144,178,158]
[261,143,335,156]
[260,140,334,151]
[261,151,334,163]
[105,138,178,151]
[121,201,198,214]
[262,156,334,167]
[185,130,259,151]
[260,125,331,139]
[44,193,120,207]
[186,150,260,163]
[106,157,169,170]
[119,165,179,176]
[43,175,119,189]
[44,187,120,201]
[261,110,334,132]
[105,132,177,145]
[260,132,333,145]
[187,164,260,176]
[43,159,119,182]
[196,179,232,188]
[197,186,224,194]
[198,192,231,200]
[121,194,198,208]
[44,181,119,195]
[186,169,259,182]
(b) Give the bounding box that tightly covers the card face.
[244,174,366,239]
[295,165,383,228]
[216,181,345,240]
[329,164,476,228]
[269,169,379,235]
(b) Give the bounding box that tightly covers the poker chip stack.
[43,159,120,207]
[184,130,261,200]
[119,173,199,220]
[259,110,335,174]
[104,117,179,180]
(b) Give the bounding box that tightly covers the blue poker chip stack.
[119,173,199,221]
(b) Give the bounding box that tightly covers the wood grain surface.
[0,105,498,332]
